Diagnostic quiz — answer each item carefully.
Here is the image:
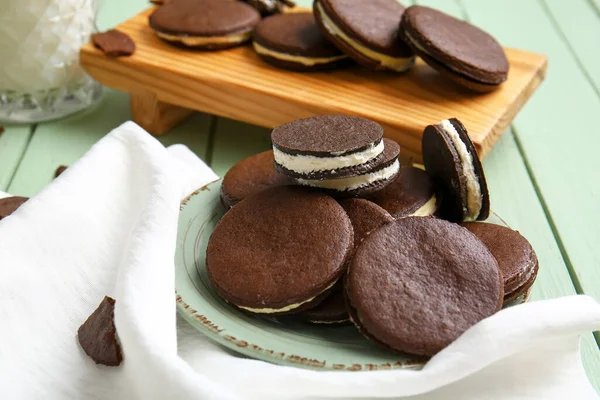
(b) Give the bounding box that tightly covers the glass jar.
[0,0,102,123]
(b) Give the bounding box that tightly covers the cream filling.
[316,2,415,72]
[273,140,384,174]
[410,194,438,217]
[253,42,348,66]
[156,31,251,46]
[439,119,482,221]
[298,159,400,191]
[238,280,337,314]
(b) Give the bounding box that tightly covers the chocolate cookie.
[339,198,393,251]
[220,150,291,208]
[149,0,261,50]
[313,0,415,72]
[206,186,353,315]
[422,118,490,222]
[253,13,350,71]
[297,281,349,324]
[243,0,295,16]
[55,165,68,178]
[368,166,438,218]
[271,115,384,180]
[0,196,28,220]
[400,6,509,92]
[461,222,539,304]
[92,30,136,57]
[346,217,502,356]
[77,296,122,366]
[295,138,400,196]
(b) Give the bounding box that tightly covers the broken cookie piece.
[54,165,68,178]
[0,196,28,220]
[92,30,136,57]
[77,296,123,366]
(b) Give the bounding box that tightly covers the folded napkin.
[0,121,599,400]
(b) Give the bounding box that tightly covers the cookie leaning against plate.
[313,0,415,72]
[346,217,503,356]
[253,13,350,71]
[400,6,509,92]
[149,0,261,50]
[271,115,384,180]
[220,150,291,209]
[422,118,490,222]
[0,196,28,220]
[461,222,539,304]
[206,186,353,316]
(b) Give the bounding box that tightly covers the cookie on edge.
[206,186,353,316]
[253,13,350,71]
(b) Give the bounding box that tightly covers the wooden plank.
[0,125,33,192]
[7,89,212,197]
[79,8,546,161]
[543,0,600,93]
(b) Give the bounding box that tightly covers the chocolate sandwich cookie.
[346,217,502,356]
[369,166,438,218]
[0,196,28,220]
[313,0,415,72]
[339,198,393,250]
[220,150,291,209]
[461,222,539,304]
[243,0,295,16]
[206,186,353,316]
[295,138,400,197]
[422,118,490,222]
[297,281,349,324]
[271,115,384,180]
[253,13,350,71]
[149,0,261,50]
[400,6,509,92]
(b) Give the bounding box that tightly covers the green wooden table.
[1,0,599,391]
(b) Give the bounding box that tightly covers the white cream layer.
[156,31,251,46]
[253,42,348,66]
[298,159,400,191]
[411,194,438,217]
[439,119,482,221]
[273,140,384,174]
[316,2,415,72]
[238,280,337,314]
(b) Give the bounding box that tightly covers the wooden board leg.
[129,90,193,136]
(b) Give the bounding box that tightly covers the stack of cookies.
[208,114,539,357]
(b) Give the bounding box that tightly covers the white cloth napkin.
[0,121,599,400]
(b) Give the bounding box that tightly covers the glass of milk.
[0,0,102,123]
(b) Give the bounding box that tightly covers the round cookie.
[461,222,539,304]
[271,115,384,180]
[339,198,393,251]
[422,118,490,222]
[368,166,438,218]
[346,217,502,356]
[297,281,349,324]
[0,196,28,220]
[313,0,415,72]
[206,186,353,316]
[295,138,400,197]
[220,150,291,209]
[243,0,294,16]
[253,13,350,71]
[149,0,261,50]
[400,6,509,92]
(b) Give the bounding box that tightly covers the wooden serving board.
[80,6,547,161]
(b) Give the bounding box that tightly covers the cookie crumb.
[92,30,136,57]
[77,296,123,366]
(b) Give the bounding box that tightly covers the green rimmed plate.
[175,180,530,371]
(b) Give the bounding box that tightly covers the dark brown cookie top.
[347,217,502,356]
[254,13,344,58]
[339,198,393,251]
[461,222,538,295]
[92,30,135,57]
[0,196,28,220]
[220,150,291,208]
[401,6,508,84]
[77,296,122,367]
[297,281,348,323]
[206,186,353,310]
[149,0,261,37]
[271,115,383,157]
[422,118,490,222]
[317,0,413,57]
[368,166,437,218]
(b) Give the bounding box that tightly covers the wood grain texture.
[79,7,547,161]
[0,125,32,191]
[130,89,193,135]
